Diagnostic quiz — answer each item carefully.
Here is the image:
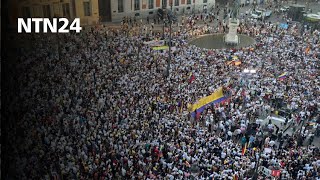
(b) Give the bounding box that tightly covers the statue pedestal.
[224,18,240,45]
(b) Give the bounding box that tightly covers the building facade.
[107,0,216,22]
[216,0,270,7]
[17,0,100,25]
[14,0,216,26]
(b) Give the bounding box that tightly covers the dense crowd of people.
[5,3,320,180]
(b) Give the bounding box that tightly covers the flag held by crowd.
[278,72,287,80]
[226,60,242,66]
[188,72,195,83]
[233,174,239,180]
[242,143,247,156]
[226,56,241,66]
[305,46,310,54]
[189,87,226,117]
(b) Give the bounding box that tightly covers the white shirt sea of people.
[9,11,320,180]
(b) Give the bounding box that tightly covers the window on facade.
[203,0,207,3]
[162,0,167,8]
[118,0,124,12]
[134,0,140,10]
[187,0,191,5]
[203,5,207,12]
[175,0,179,6]
[42,5,51,18]
[148,0,154,9]
[71,0,77,18]
[22,6,31,18]
[62,3,70,18]
[32,7,37,17]
[83,1,92,16]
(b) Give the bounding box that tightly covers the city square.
[3,0,320,179]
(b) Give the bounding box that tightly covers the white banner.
[259,166,272,176]
[143,40,165,47]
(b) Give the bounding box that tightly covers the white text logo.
[18,18,82,33]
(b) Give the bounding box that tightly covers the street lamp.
[163,23,165,39]
[253,0,257,11]
[252,129,265,180]
[56,16,63,61]
[165,2,173,78]
[162,8,167,39]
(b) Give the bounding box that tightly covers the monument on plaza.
[189,0,255,50]
[224,0,240,45]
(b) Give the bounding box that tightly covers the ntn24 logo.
[18,18,82,33]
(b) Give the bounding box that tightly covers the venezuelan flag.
[224,159,229,164]
[233,174,239,180]
[278,72,287,80]
[305,46,310,54]
[119,58,125,64]
[226,61,233,65]
[307,122,316,126]
[242,143,247,156]
[226,59,241,66]
[189,87,226,117]
[188,72,195,83]
[234,61,242,66]
[180,100,184,113]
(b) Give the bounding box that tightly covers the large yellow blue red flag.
[242,143,247,156]
[278,72,287,80]
[189,87,226,117]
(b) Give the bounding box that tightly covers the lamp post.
[137,42,142,72]
[84,28,90,63]
[56,17,62,61]
[253,0,257,11]
[299,118,306,134]
[162,3,167,39]
[252,129,265,180]
[165,2,173,78]
[163,21,165,39]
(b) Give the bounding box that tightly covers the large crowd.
[5,3,320,180]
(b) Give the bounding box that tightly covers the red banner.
[271,170,281,177]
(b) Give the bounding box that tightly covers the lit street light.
[243,69,257,73]
[241,69,257,87]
